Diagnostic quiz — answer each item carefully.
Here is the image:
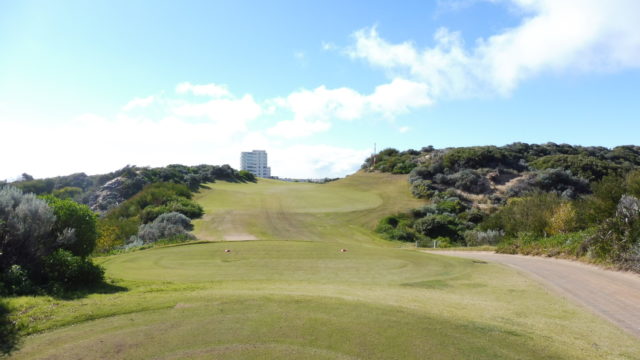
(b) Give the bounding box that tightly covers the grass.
[5,172,640,359]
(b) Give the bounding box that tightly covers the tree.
[43,196,98,258]
[0,186,56,270]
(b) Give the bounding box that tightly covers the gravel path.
[428,251,640,338]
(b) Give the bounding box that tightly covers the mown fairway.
[7,173,640,359]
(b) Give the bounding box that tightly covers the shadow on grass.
[0,281,128,355]
[0,300,19,356]
[52,281,128,301]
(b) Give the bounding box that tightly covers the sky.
[1,0,640,180]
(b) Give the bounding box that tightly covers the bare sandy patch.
[223,233,258,241]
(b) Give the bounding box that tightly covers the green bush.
[482,192,562,237]
[375,214,419,242]
[43,196,98,257]
[448,170,491,194]
[587,195,640,265]
[435,198,468,214]
[42,249,104,291]
[139,198,203,223]
[413,214,464,242]
[52,186,83,199]
[530,154,620,181]
[238,170,257,182]
[0,186,57,270]
[442,146,520,171]
[410,179,436,199]
[1,265,36,296]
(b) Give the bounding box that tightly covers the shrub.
[1,265,36,295]
[0,186,56,270]
[375,214,419,242]
[95,217,138,253]
[238,170,257,182]
[410,179,435,199]
[43,196,98,257]
[481,192,562,237]
[417,236,453,248]
[442,146,521,172]
[108,182,193,219]
[545,202,578,235]
[506,169,589,199]
[448,170,491,194]
[137,212,195,243]
[586,195,640,266]
[530,154,620,181]
[464,229,504,246]
[139,198,203,223]
[52,186,83,200]
[435,198,468,215]
[42,249,104,291]
[620,243,640,273]
[534,169,589,197]
[413,214,464,242]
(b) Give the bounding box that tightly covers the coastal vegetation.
[366,143,640,272]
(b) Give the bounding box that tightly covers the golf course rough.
[8,172,640,359]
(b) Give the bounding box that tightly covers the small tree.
[546,202,578,235]
[43,196,98,258]
[0,186,56,270]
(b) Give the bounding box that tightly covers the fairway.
[8,173,640,359]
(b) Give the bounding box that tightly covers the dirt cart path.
[428,251,640,338]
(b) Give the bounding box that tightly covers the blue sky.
[2,0,639,179]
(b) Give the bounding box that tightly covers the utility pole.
[372,142,377,169]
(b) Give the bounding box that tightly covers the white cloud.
[399,126,410,133]
[270,145,370,178]
[282,86,366,121]
[171,94,262,134]
[349,1,640,98]
[0,83,370,180]
[267,79,431,138]
[322,41,337,51]
[123,95,154,111]
[176,82,231,98]
[368,78,432,116]
[267,119,331,138]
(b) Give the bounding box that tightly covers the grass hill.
[5,172,639,359]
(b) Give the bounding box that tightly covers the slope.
[7,172,640,360]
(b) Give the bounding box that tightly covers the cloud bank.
[349,0,640,99]
[1,84,371,180]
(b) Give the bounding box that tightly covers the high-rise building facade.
[240,150,271,178]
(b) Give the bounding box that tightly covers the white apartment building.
[240,150,271,178]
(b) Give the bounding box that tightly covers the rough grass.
[6,172,640,359]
